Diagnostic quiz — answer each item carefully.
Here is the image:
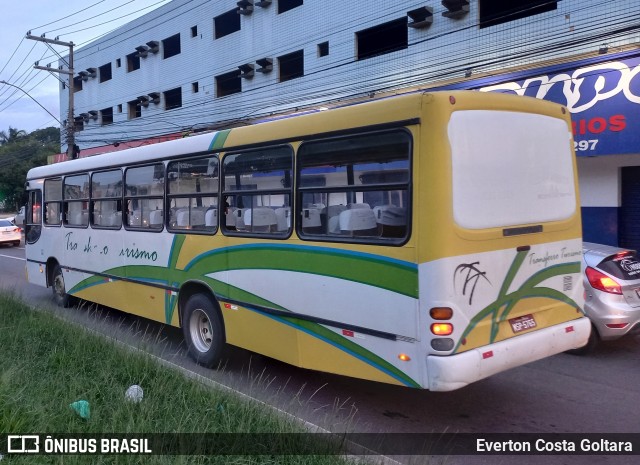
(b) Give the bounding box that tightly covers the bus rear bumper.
[425,317,591,392]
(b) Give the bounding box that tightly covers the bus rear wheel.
[182,294,225,367]
[52,264,71,308]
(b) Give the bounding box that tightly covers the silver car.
[578,242,640,352]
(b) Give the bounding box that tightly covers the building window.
[116,58,121,68]
[216,70,241,97]
[162,33,181,59]
[127,52,140,72]
[164,87,182,110]
[278,0,303,14]
[214,9,241,39]
[356,18,408,60]
[191,25,198,37]
[318,41,329,57]
[99,63,112,82]
[73,76,83,92]
[117,104,122,113]
[192,82,199,93]
[101,107,113,125]
[128,100,141,119]
[479,0,558,28]
[74,117,84,132]
[278,50,304,82]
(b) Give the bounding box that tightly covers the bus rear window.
[448,110,576,230]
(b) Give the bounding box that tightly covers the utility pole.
[26,33,76,159]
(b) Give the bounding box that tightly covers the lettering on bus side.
[64,231,157,261]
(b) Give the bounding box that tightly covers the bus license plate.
[509,314,537,333]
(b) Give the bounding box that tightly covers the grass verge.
[0,292,356,465]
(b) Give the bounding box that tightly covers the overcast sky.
[0,0,170,135]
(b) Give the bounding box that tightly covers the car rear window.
[0,219,12,227]
[598,252,640,280]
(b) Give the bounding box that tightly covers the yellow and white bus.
[24,91,589,391]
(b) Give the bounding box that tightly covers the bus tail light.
[431,323,453,336]
[430,307,453,320]
[586,267,622,294]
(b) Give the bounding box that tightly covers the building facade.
[58,0,640,247]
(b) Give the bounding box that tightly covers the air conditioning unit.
[442,0,470,19]
[237,0,253,15]
[408,6,434,28]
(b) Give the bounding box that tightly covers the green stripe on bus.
[184,244,418,298]
[208,129,231,151]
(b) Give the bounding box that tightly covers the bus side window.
[167,155,219,234]
[91,170,123,229]
[297,130,411,244]
[44,178,63,226]
[124,164,164,231]
[221,146,293,237]
[63,174,90,228]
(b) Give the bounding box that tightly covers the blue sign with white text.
[464,52,640,156]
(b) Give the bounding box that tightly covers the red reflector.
[605,323,629,329]
[482,351,493,359]
[342,329,355,337]
[224,303,232,309]
[565,326,574,333]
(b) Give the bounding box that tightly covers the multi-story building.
[57,0,640,247]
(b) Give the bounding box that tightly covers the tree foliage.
[0,126,60,212]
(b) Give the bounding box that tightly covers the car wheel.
[13,241,20,246]
[566,324,599,355]
[182,293,225,367]
[52,264,72,308]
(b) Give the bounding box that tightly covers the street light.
[0,80,61,124]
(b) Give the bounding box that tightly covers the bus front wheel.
[182,294,225,367]
[52,264,71,308]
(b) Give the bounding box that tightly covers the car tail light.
[586,267,622,294]
[605,323,629,329]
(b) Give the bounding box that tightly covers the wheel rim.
[53,272,65,298]
[189,308,213,353]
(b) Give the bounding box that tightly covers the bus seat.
[244,207,277,232]
[373,206,406,226]
[149,209,163,228]
[225,207,237,229]
[191,208,206,228]
[275,207,291,231]
[327,205,347,234]
[302,207,322,234]
[205,208,218,227]
[339,208,377,236]
[348,203,371,209]
[104,212,120,227]
[176,209,189,227]
[129,210,142,226]
[373,205,406,238]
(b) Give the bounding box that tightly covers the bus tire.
[52,264,72,308]
[182,294,225,367]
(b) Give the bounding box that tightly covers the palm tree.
[0,127,28,145]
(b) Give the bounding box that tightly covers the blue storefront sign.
[439,50,640,157]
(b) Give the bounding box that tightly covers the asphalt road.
[1,240,639,465]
